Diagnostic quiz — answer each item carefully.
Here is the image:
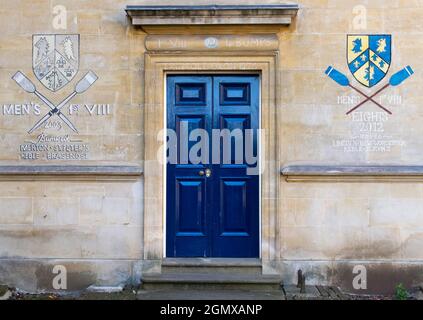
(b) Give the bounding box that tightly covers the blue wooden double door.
[166,75,260,257]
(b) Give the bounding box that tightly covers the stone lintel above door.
[144,34,280,52]
[125,4,297,52]
[125,4,299,29]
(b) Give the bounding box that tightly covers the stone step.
[142,272,282,291]
[161,258,262,275]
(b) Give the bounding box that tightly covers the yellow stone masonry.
[0,0,422,294]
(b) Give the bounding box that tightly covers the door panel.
[167,75,259,257]
[175,115,206,165]
[219,114,251,165]
[167,76,212,257]
[175,178,206,235]
[176,82,208,106]
[212,76,260,257]
[220,179,248,234]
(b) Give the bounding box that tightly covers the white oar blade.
[75,71,98,93]
[58,113,78,134]
[28,113,51,134]
[12,72,36,93]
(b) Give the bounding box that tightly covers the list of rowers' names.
[0,101,112,161]
[333,112,406,153]
[19,133,89,161]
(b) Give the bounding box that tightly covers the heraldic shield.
[347,35,392,88]
[32,34,79,92]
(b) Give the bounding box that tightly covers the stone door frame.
[143,51,280,273]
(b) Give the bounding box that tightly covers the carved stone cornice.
[0,165,143,181]
[126,4,299,27]
[281,165,423,182]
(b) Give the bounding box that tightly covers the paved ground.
[137,289,285,300]
[1,284,406,300]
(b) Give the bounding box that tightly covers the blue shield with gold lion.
[347,35,391,88]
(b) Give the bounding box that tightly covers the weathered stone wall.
[1,0,423,294]
[278,0,423,294]
[0,0,145,291]
[0,179,143,291]
[0,0,145,164]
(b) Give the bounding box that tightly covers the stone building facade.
[0,0,422,294]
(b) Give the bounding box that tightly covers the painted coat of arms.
[32,34,79,92]
[347,35,391,88]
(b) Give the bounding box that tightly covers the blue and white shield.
[347,35,391,88]
[32,34,79,92]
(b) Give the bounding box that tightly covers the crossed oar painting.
[325,65,413,115]
[12,71,98,134]
[325,34,414,115]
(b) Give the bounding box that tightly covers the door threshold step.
[142,273,282,290]
[162,258,262,274]
[162,258,261,267]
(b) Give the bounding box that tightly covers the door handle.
[199,169,212,177]
[205,168,212,178]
